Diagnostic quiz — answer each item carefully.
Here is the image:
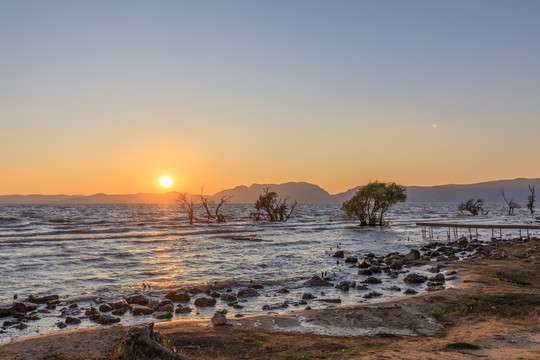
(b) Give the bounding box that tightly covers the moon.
[159,176,173,188]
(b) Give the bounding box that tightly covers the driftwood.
[125,323,190,360]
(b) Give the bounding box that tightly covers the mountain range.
[1,178,539,204]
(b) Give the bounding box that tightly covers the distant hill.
[1,178,539,204]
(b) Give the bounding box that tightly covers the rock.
[131,305,154,316]
[403,249,421,263]
[314,298,341,303]
[13,302,38,313]
[211,311,228,326]
[99,303,113,312]
[124,293,149,306]
[363,291,382,299]
[146,300,160,310]
[85,306,99,316]
[93,314,121,325]
[194,297,216,307]
[153,311,173,319]
[363,277,382,284]
[108,299,129,310]
[427,284,445,291]
[112,308,127,316]
[221,292,238,302]
[157,299,173,308]
[208,291,221,298]
[369,265,382,273]
[46,304,57,310]
[175,305,193,314]
[356,285,369,290]
[403,273,428,284]
[358,269,373,276]
[358,259,371,268]
[237,288,260,298]
[56,321,67,329]
[301,292,316,300]
[188,287,204,294]
[69,303,79,309]
[38,309,51,314]
[14,322,28,330]
[457,237,469,246]
[4,320,18,326]
[344,256,358,263]
[332,250,344,258]
[404,289,418,295]
[390,259,403,270]
[249,284,264,289]
[157,304,174,313]
[165,291,191,302]
[262,302,289,310]
[335,281,350,291]
[388,286,401,292]
[0,306,15,318]
[277,288,289,294]
[65,316,82,325]
[304,275,332,287]
[27,294,59,304]
[428,266,440,273]
[430,273,446,283]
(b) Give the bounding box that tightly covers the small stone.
[175,305,193,314]
[358,269,373,276]
[403,273,428,284]
[431,273,446,283]
[363,291,382,299]
[188,287,204,294]
[390,259,403,270]
[221,292,238,302]
[301,292,316,300]
[124,293,149,306]
[335,282,350,291]
[303,275,332,287]
[344,256,358,263]
[56,321,67,329]
[404,289,418,295]
[363,277,382,284]
[85,306,99,316]
[111,308,127,316]
[388,286,401,292]
[131,305,154,316]
[157,304,174,313]
[277,288,289,294]
[99,303,113,312]
[358,259,371,268]
[94,314,121,325]
[356,285,369,290]
[249,284,264,289]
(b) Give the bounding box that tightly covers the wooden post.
[468,227,472,241]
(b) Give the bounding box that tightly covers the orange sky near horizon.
[2,1,540,196]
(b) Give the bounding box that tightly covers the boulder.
[124,293,149,306]
[363,291,382,299]
[194,297,217,307]
[335,282,350,291]
[301,292,316,300]
[332,250,344,258]
[92,314,121,325]
[85,306,99,316]
[262,302,289,310]
[13,302,38,313]
[108,299,129,310]
[358,259,371,268]
[390,259,403,270]
[403,273,428,284]
[388,286,401,292]
[0,306,15,318]
[211,311,228,326]
[27,294,59,304]
[237,288,260,297]
[153,311,173,319]
[112,308,127,316]
[221,292,237,302]
[404,289,418,295]
[430,273,446,283]
[358,269,373,276]
[369,265,382,273]
[344,256,358,263]
[303,275,332,287]
[188,287,204,294]
[56,321,67,329]
[131,305,154,316]
[156,304,174,313]
[314,298,341,303]
[403,249,421,262]
[175,305,193,314]
[99,303,113,313]
[65,316,82,325]
[165,291,191,302]
[363,277,382,284]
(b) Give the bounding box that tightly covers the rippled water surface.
[0,202,538,341]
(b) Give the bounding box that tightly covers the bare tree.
[457,198,489,216]
[199,185,232,222]
[177,193,196,224]
[501,188,519,215]
[527,185,535,214]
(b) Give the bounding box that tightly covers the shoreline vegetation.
[1,236,539,359]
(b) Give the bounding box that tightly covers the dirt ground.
[1,239,539,360]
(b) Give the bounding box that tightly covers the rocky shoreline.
[2,234,535,343]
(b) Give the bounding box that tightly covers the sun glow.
[159,176,173,189]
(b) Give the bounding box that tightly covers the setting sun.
[159,176,173,189]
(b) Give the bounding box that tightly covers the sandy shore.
[1,238,539,360]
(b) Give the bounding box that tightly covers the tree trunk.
[125,323,190,360]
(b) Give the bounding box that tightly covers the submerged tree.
[177,193,196,224]
[501,188,519,215]
[254,188,297,222]
[199,185,232,222]
[527,185,535,214]
[458,198,489,216]
[341,181,407,226]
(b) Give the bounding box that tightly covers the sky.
[1,0,540,195]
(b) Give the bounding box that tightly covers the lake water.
[0,202,538,341]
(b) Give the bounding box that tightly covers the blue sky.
[1,0,539,194]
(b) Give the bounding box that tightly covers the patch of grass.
[280,352,319,360]
[444,341,481,350]
[429,311,443,318]
[452,293,540,319]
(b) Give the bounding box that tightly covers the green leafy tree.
[254,188,297,222]
[341,181,407,226]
